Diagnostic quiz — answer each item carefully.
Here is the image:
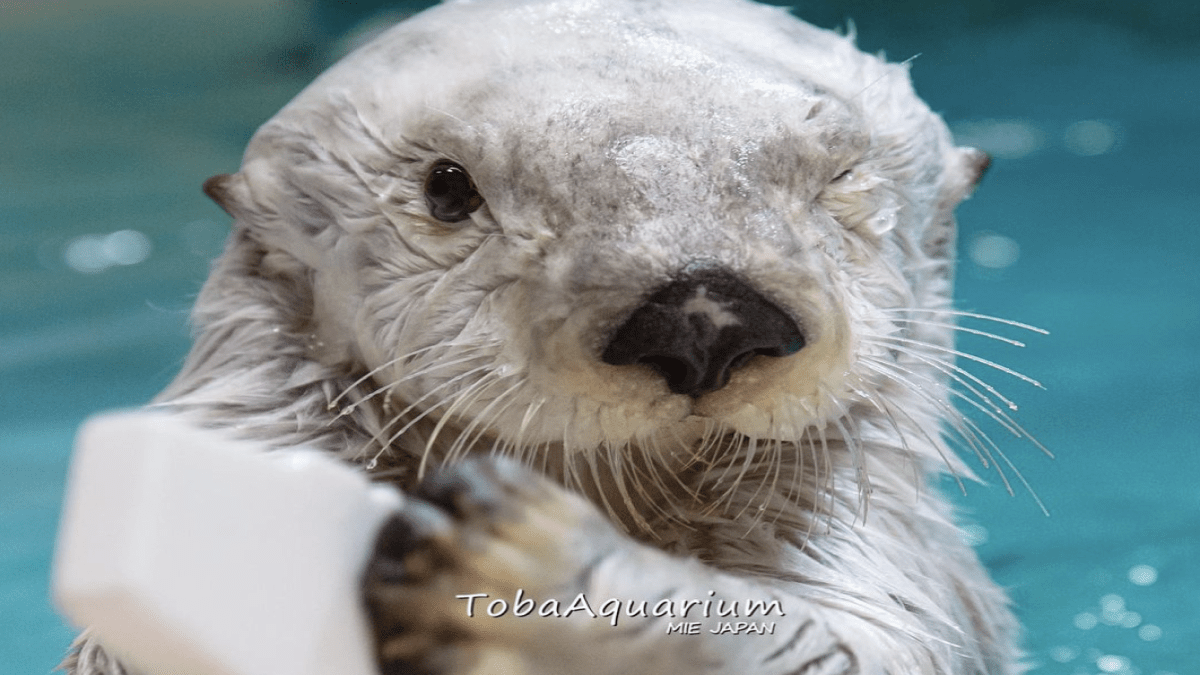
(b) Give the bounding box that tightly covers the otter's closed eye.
[424,161,484,223]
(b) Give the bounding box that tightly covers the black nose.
[600,269,805,398]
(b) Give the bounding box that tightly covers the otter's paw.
[361,457,623,674]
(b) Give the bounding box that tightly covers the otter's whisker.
[852,381,952,495]
[762,438,786,518]
[515,396,547,448]
[561,439,582,497]
[450,374,528,465]
[760,438,794,529]
[777,434,805,516]
[329,339,500,412]
[814,422,836,531]
[536,439,553,480]
[621,437,664,510]
[805,426,835,530]
[886,319,1029,347]
[828,400,871,523]
[366,361,497,463]
[580,444,640,532]
[863,357,1048,513]
[425,371,510,473]
[865,335,1024,414]
[880,308,1049,335]
[946,385,1053,460]
[680,419,727,483]
[732,437,768,519]
[861,357,998,472]
[870,341,1052,459]
[499,398,549,472]
[608,442,666,531]
[371,363,498,473]
[649,427,708,505]
[731,436,769,523]
[340,343,497,436]
[639,453,673,510]
[328,347,433,411]
[710,435,758,516]
[872,334,1045,390]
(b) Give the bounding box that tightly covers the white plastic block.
[53,411,401,675]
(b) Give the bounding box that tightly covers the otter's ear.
[203,172,251,218]
[955,147,991,198]
[962,147,991,193]
[924,147,990,263]
[939,146,991,210]
[201,165,325,271]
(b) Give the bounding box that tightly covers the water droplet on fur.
[366,458,378,470]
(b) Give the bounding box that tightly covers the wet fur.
[63,1,1041,673]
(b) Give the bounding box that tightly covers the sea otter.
[64,0,1039,673]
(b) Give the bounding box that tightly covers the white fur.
[63,1,1030,674]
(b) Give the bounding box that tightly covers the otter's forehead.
[257,0,872,184]
[247,0,878,251]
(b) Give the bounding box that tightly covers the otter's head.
[202,0,988,476]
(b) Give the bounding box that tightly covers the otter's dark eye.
[424,161,483,223]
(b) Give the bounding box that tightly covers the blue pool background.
[1,1,1196,673]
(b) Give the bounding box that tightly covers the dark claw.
[414,459,509,522]
[380,659,440,675]
[371,514,424,575]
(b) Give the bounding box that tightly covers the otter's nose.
[600,269,805,398]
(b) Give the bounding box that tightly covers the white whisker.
[867,335,1023,414]
[862,357,996,461]
[447,375,528,465]
[852,381,959,495]
[328,339,499,410]
[367,361,497,464]
[872,333,1045,389]
[880,308,1049,335]
[424,371,509,474]
[827,395,870,522]
[861,355,1049,514]
[888,318,1028,347]
[868,340,1053,459]
[607,442,664,531]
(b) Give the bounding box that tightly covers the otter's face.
[207,0,987,460]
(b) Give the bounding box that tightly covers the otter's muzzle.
[600,269,805,398]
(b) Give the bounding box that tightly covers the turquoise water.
[2,2,1196,674]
